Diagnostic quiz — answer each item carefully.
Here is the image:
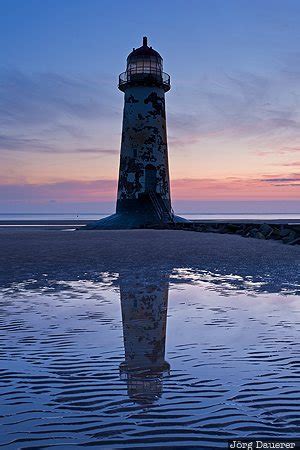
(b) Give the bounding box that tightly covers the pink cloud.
[171,174,300,200]
[276,161,300,167]
[255,146,300,156]
[0,172,299,207]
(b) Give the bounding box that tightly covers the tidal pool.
[0,269,299,449]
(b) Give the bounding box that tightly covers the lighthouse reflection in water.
[119,273,170,404]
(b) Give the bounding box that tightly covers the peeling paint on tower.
[117,86,170,202]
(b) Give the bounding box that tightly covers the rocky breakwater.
[148,222,300,245]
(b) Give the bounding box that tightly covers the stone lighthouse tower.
[87,37,186,229]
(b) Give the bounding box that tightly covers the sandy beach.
[1,228,299,292]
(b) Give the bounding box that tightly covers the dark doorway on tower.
[145,164,157,192]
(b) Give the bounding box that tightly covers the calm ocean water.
[1,269,299,449]
[1,213,300,221]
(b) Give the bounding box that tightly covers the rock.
[236,224,250,236]
[271,227,281,237]
[215,224,227,233]
[259,223,273,238]
[206,226,219,233]
[280,227,291,238]
[163,221,300,245]
[282,230,297,244]
[226,223,241,231]
[248,228,259,238]
[287,237,300,245]
[243,225,253,235]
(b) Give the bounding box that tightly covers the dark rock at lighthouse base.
[145,221,300,246]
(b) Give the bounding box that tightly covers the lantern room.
[119,36,170,92]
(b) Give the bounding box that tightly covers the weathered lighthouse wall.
[117,86,171,209]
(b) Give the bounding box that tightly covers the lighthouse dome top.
[127,36,162,62]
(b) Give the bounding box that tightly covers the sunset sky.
[1,0,300,213]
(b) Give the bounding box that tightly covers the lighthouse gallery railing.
[119,69,170,90]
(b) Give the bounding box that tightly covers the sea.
[1,212,300,221]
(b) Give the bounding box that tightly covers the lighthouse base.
[83,194,188,229]
[83,212,188,230]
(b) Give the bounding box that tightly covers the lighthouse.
[87,37,186,229]
[119,272,170,404]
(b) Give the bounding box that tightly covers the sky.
[0,0,300,213]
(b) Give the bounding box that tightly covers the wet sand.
[1,228,300,448]
[0,228,299,291]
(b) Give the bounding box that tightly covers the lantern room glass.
[127,55,163,77]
